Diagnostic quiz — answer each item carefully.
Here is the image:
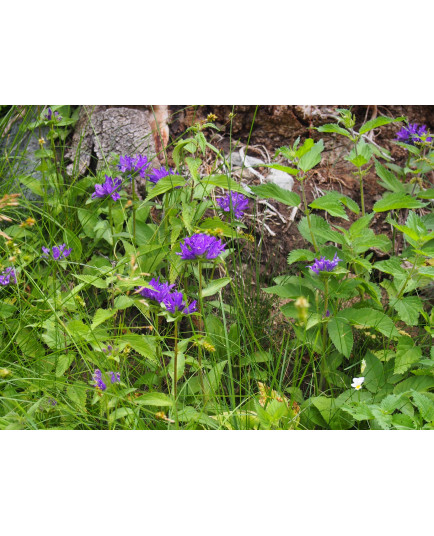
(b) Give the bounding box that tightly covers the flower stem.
[172,318,179,428]
[132,177,137,244]
[197,261,206,401]
[301,179,319,253]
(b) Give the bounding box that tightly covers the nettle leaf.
[250,183,300,207]
[298,214,344,246]
[145,176,185,201]
[392,296,422,326]
[316,124,352,138]
[352,230,391,254]
[119,334,158,363]
[374,257,407,278]
[338,308,399,338]
[73,274,108,289]
[185,157,202,180]
[201,277,231,297]
[411,391,434,422]
[373,193,427,212]
[363,351,385,393]
[91,308,116,330]
[298,139,324,172]
[287,249,316,264]
[349,213,375,236]
[375,160,405,193]
[310,193,348,219]
[200,175,247,195]
[394,376,434,395]
[359,116,404,134]
[346,140,372,168]
[394,337,422,375]
[262,163,299,175]
[135,392,173,407]
[295,138,315,159]
[327,317,353,358]
[417,188,434,200]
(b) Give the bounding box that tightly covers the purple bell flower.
[136,277,175,302]
[41,244,72,260]
[177,233,226,261]
[118,154,150,178]
[162,291,197,315]
[147,166,179,184]
[92,175,122,201]
[92,369,107,391]
[110,371,121,384]
[308,253,342,274]
[217,191,249,219]
[44,108,62,121]
[0,267,16,286]
[396,123,432,145]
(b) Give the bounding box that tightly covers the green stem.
[320,277,329,392]
[197,261,206,400]
[132,178,136,244]
[172,319,179,429]
[301,179,319,253]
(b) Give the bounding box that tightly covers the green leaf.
[72,274,108,288]
[201,277,231,297]
[19,175,44,196]
[287,249,316,264]
[394,376,434,395]
[363,351,385,393]
[298,214,344,245]
[144,175,185,201]
[417,188,434,200]
[78,208,99,239]
[374,257,407,278]
[55,354,74,377]
[328,317,353,358]
[250,183,301,207]
[63,228,82,262]
[199,175,247,195]
[119,334,157,363]
[91,308,115,330]
[375,160,405,193]
[316,124,352,138]
[373,193,427,212]
[298,140,324,172]
[380,393,405,414]
[66,384,87,412]
[359,116,404,134]
[185,157,202,180]
[0,301,17,319]
[338,308,399,338]
[199,217,240,239]
[113,295,135,310]
[310,193,348,219]
[412,391,434,422]
[168,352,186,382]
[135,392,174,407]
[109,408,135,422]
[392,296,422,326]
[262,163,299,175]
[394,337,422,374]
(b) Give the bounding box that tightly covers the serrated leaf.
[199,174,247,195]
[298,214,344,245]
[412,391,434,422]
[91,308,116,330]
[201,277,231,297]
[185,157,202,180]
[373,193,427,212]
[317,124,352,138]
[298,140,324,172]
[73,274,108,288]
[394,338,422,374]
[338,308,399,338]
[287,249,316,264]
[393,376,434,395]
[135,392,174,407]
[113,295,135,310]
[250,183,300,207]
[375,160,405,193]
[144,175,185,201]
[109,408,135,422]
[262,163,298,175]
[327,317,353,358]
[119,334,157,363]
[55,354,74,377]
[417,188,434,200]
[310,193,348,219]
[392,296,422,326]
[359,116,404,134]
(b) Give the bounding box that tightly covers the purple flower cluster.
[0,267,16,286]
[177,233,226,261]
[217,191,249,219]
[396,123,432,145]
[42,244,72,260]
[308,253,342,274]
[118,154,150,178]
[44,108,62,121]
[137,277,175,302]
[162,291,197,315]
[92,369,121,391]
[136,277,197,315]
[92,175,122,201]
[147,166,179,185]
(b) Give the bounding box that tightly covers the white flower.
[351,377,365,390]
[360,359,367,374]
